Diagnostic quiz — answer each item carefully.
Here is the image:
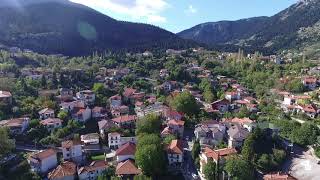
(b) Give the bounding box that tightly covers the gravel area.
[288,148,320,180]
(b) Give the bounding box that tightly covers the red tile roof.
[115,159,141,175]
[39,108,54,114]
[123,88,137,97]
[48,161,77,179]
[223,117,254,125]
[78,160,108,175]
[40,118,62,126]
[168,119,185,126]
[303,104,318,113]
[167,140,184,154]
[303,77,317,84]
[203,147,237,161]
[62,140,81,148]
[0,117,29,128]
[161,127,174,136]
[112,115,137,123]
[0,91,12,98]
[29,149,56,161]
[116,142,136,156]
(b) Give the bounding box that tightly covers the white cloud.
[70,0,168,23]
[186,5,197,14]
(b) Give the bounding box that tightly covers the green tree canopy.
[170,91,200,116]
[291,123,320,146]
[136,114,162,135]
[203,159,217,180]
[135,144,166,177]
[0,127,15,157]
[225,156,254,180]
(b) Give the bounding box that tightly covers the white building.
[108,132,136,150]
[48,161,77,180]
[115,142,136,162]
[39,108,55,120]
[62,140,83,163]
[0,90,12,104]
[166,140,184,166]
[0,117,30,135]
[81,133,100,145]
[28,149,57,174]
[72,107,92,122]
[40,118,62,132]
[76,90,96,105]
[78,161,108,180]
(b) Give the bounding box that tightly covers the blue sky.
[70,0,297,33]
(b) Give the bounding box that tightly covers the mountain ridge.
[0,0,198,56]
[178,0,320,55]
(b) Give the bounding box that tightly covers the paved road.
[182,129,200,180]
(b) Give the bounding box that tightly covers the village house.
[166,140,184,167]
[302,76,318,90]
[115,159,141,178]
[161,127,174,138]
[211,99,230,113]
[115,142,136,162]
[108,132,136,150]
[167,119,185,138]
[78,160,108,180]
[60,100,81,112]
[227,124,250,149]
[62,140,83,164]
[81,133,100,145]
[194,120,226,147]
[98,119,115,137]
[109,94,122,109]
[159,69,169,78]
[108,132,137,149]
[39,108,55,120]
[111,105,129,117]
[302,104,320,118]
[76,90,96,105]
[28,149,57,174]
[234,96,259,113]
[0,90,12,104]
[0,117,30,135]
[164,109,184,121]
[92,106,107,119]
[108,132,121,149]
[223,117,256,132]
[72,107,92,122]
[225,91,240,102]
[111,115,137,128]
[156,81,179,93]
[199,147,237,175]
[40,118,62,132]
[48,161,77,180]
[135,102,168,118]
[57,88,73,101]
[122,88,145,104]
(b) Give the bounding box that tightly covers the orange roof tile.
[167,140,184,154]
[78,160,108,175]
[115,159,141,175]
[48,161,77,179]
[116,142,136,156]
